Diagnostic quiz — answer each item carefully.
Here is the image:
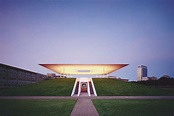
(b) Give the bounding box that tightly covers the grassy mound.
[93,78,174,96]
[93,99,174,116]
[0,99,76,116]
[0,78,75,96]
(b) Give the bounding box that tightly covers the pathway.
[70,98,99,116]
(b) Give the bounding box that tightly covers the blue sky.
[0,0,173,80]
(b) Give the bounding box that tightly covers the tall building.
[137,65,148,81]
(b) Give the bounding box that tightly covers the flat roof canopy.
[39,64,129,75]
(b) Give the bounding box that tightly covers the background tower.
[137,65,148,81]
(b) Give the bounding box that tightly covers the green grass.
[0,78,75,96]
[1,78,174,96]
[93,78,174,96]
[0,99,76,116]
[93,99,174,116]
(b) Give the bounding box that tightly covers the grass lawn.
[93,99,174,116]
[0,78,75,96]
[93,78,174,96]
[0,99,76,116]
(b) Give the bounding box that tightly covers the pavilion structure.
[39,64,128,96]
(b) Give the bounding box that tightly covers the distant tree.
[158,75,174,86]
[135,75,174,87]
[159,75,170,79]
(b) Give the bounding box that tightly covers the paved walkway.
[71,98,99,116]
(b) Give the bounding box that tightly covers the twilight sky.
[0,0,174,80]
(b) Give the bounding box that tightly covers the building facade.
[137,65,148,81]
[0,63,46,88]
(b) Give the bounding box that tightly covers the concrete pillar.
[87,82,90,96]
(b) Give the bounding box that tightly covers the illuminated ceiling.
[39,64,129,75]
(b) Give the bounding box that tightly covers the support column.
[77,81,81,96]
[87,82,90,96]
[71,78,78,96]
[90,78,97,96]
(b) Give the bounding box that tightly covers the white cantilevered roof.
[39,64,128,75]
